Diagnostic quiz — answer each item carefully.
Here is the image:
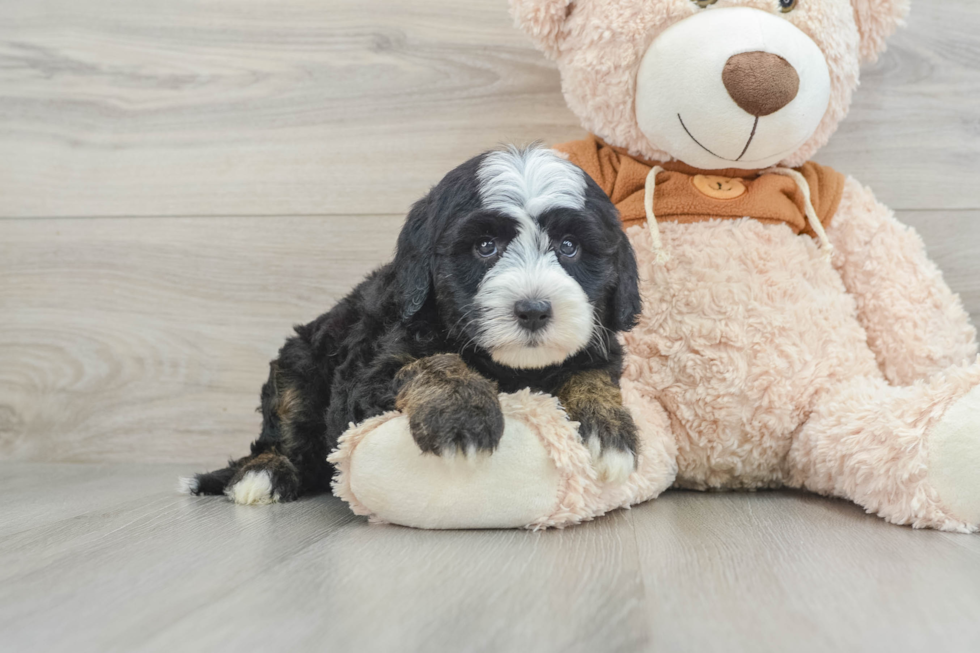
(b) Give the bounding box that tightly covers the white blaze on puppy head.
[475,148,593,369]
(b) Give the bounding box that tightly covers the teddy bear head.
[511,0,909,170]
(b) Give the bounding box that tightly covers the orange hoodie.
[554,135,845,236]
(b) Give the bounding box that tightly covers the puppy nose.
[722,51,800,117]
[514,299,552,333]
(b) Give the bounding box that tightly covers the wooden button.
[692,175,747,200]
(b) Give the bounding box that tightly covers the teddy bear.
[329,0,980,532]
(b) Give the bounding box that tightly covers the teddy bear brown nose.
[722,51,800,117]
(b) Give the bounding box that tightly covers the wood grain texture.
[900,210,980,319]
[139,505,647,653]
[2,210,977,464]
[817,0,980,210]
[0,464,358,653]
[0,462,192,538]
[0,0,577,219]
[634,490,980,653]
[1,463,977,653]
[2,2,979,651]
[1,0,979,218]
[0,215,400,463]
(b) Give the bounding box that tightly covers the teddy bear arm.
[827,177,978,386]
[330,387,678,530]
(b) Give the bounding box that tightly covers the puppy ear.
[393,198,433,320]
[851,0,910,63]
[608,233,642,332]
[510,0,574,59]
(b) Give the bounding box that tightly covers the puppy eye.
[692,0,718,7]
[558,238,579,259]
[779,0,798,12]
[474,237,498,258]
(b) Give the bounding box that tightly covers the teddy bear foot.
[927,384,980,529]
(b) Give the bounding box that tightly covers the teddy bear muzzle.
[634,7,831,170]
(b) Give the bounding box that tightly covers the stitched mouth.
[678,113,758,163]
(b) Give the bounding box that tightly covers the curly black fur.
[188,148,642,502]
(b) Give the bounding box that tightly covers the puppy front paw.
[558,371,639,485]
[395,354,504,456]
[577,405,639,485]
[586,437,636,485]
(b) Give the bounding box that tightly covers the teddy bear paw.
[927,384,980,529]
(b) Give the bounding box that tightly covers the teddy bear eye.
[779,0,799,12]
[692,0,718,7]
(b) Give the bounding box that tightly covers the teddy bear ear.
[509,0,574,59]
[851,0,911,62]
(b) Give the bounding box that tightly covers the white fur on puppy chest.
[635,7,831,170]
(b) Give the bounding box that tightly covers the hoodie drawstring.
[643,166,669,264]
[643,165,833,263]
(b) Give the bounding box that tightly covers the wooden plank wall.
[2,0,979,464]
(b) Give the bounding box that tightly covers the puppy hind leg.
[182,337,331,503]
[224,450,302,505]
[180,463,241,496]
[182,449,302,505]
[225,350,328,504]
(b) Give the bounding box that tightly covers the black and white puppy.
[184,146,642,505]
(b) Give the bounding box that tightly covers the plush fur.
[610,176,980,532]
[185,147,643,504]
[329,387,679,529]
[510,0,909,167]
[189,0,980,532]
[494,0,980,532]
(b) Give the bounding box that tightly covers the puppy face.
[394,147,640,370]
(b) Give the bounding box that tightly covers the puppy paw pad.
[226,470,279,505]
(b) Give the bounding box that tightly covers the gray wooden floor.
[1,463,979,653]
[2,0,980,651]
